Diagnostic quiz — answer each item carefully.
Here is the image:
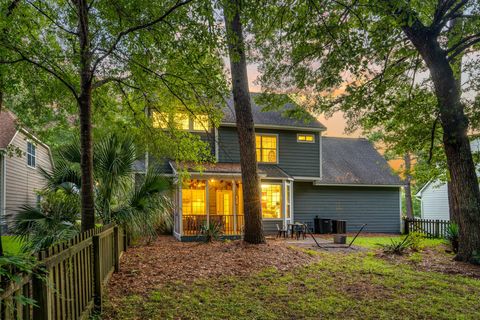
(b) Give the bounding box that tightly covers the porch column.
[178,183,183,236]
[282,179,287,228]
[206,179,210,228]
[232,179,237,233]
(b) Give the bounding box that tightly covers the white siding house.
[0,111,54,227]
[416,139,480,221]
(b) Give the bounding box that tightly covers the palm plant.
[12,188,81,252]
[12,134,172,251]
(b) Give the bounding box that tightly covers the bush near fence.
[0,224,128,320]
[404,218,451,239]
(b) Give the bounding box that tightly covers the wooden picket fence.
[0,224,128,320]
[404,218,451,239]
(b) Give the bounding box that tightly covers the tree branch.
[446,32,480,61]
[92,76,138,90]
[91,0,193,74]
[26,0,78,36]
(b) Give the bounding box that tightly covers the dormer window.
[256,134,278,163]
[27,142,36,168]
[297,133,315,143]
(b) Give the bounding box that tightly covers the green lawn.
[349,235,446,249]
[1,236,23,255]
[107,238,480,320]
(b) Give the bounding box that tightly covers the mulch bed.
[107,236,318,299]
[377,244,480,279]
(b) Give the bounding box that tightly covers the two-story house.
[141,97,403,241]
[0,111,54,229]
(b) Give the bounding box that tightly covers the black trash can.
[319,219,332,234]
[331,220,347,234]
[314,216,321,234]
[331,219,338,233]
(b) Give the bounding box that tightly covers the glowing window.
[261,184,282,219]
[152,111,168,129]
[182,180,206,215]
[193,115,210,131]
[297,134,315,143]
[256,134,277,163]
[173,113,190,130]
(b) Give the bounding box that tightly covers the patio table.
[288,222,305,239]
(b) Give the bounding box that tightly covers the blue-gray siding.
[293,182,401,233]
[218,127,320,177]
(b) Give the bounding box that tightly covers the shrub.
[378,235,413,255]
[445,223,459,253]
[408,232,425,252]
[200,222,223,243]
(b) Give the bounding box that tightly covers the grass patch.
[106,252,480,320]
[1,236,23,255]
[351,235,445,249]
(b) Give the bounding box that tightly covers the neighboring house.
[0,111,54,227]
[139,96,403,241]
[416,139,480,221]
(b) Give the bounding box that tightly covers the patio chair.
[276,224,287,238]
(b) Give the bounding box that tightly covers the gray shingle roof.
[170,161,292,179]
[222,94,326,130]
[318,137,402,186]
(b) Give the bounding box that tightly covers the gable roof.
[316,137,402,186]
[222,94,326,131]
[0,111,18,149]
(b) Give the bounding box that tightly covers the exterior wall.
[217,127,321,177]
[4,131,53,220]
[419,182,450,221]
[293,182,401,233]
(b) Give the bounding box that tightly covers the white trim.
[312,182,403,187]
[290,181,294,223]
[221,123,326,132]
[296,133,316,143]
[282,180,287,227]
[292,176,321,181]
[0,155,5,220]
[399,187,403,233]
[319,132,323,179]
[256,133,279,164]
[415,180,433,198]
[260,182,283,220]
[232,179,237,232]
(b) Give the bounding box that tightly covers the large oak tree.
[252,0,480,261]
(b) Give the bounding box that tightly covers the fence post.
[32,252,51,320]
[404,218,410,235]
[93,234,102,314]
[435,220,440,238]
[113,226,120,272]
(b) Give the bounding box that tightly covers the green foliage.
[1,236,23,255]
[446,223,460,253]
[378,235,413,255]
[200,222,223,243]
[408,232,425,252]
[11,188,81,252]
[0,255,41,308]
[45,134,173,239]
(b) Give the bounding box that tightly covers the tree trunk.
[224,0,265,244]
[75,0,95,231]
[404,28,480,261]
[404,153,414,219]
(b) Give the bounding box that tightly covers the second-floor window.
[152,111,210,131]
[297,133,315,143]
[27,142,36,168]
[256,134,277,163]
